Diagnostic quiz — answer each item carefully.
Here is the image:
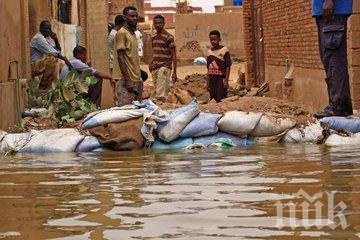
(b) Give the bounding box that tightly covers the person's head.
[153,15,165,32]
[209,30,221,47]
[114,14,125,28]
[123,6,138,28]
[73,46,87,63]
[39,20,52,37]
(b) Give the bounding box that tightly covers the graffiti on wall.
[179,40,202,52]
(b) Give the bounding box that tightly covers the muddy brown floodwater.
[0,144,359,239]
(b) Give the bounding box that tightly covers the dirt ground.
[142,63,314,125]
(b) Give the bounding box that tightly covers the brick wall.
[348,1,360,109]
[242,0,254,85]
[243,0,322,85]
[78,0,88,47]
[262,0,321,69]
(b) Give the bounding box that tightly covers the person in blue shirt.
[312,0,353,118]
[60,46,115,106]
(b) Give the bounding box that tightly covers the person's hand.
[124,80,136,92]
[49,31,58,41]
[66,61,73,70]
[323,0,334,21]
[223,79,229,90]
[110,78,116,88]
[172,72,178,84]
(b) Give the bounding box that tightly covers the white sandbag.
[282,122,324,143]
[157,100,200,142]
[0,131,36,153]
[193,57,207,65]
[179,113,222,137]
[251,115,296,137]
[320,116,360,133]
[81,107,148,129]
[325,133,360,146]
[19,129,85,153]
[217,111,263,136]
[75,136,104,152]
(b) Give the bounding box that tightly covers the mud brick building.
[108,0,145,22]
[243,0,360,112]
[0,0,111,129]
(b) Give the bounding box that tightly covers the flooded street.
[0,144,359,239]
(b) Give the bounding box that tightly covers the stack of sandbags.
[320,116,360,146]
[157,100,200,142]
[217,111,296,137]
[282,122,324,143]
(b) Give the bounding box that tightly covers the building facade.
[243,0,360,112]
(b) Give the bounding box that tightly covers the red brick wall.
[78,0,88,48]
[243,0,323,85]
[242,0,255,85]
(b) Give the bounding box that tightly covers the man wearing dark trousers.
[312,0,353,118]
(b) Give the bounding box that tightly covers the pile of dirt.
[199,96,313,125]
[173,73,209,102]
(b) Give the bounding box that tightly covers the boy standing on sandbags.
[207,30,232,103]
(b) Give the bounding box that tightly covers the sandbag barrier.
[1,101,360,154]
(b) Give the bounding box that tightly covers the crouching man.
[30,20,72,90]
[60,46,116,107]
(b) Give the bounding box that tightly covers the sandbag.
[19,129,85,153]
[282,122,324,143]
[193,57,207,65]
[152,138,193,150]
[179,113,222,138]
[0,131,36,153]
[217,111,263,136]
[89,117,145,151]
[193,132,253,147]
[320,117,360,133]
[81,107,148,129]
[251,115,296,137]
[325,133,360,146]
[75,136,104,152]
[157,100,200,142]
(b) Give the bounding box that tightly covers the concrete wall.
[265,65,328,112]
[0,0,30,130]
[28,0,51,39]
[86,0,113,109]
[175,12,244,62]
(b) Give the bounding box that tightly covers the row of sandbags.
[2,100,360,153]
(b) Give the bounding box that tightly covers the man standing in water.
[312,0,353,118]
[113,6,142,106]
